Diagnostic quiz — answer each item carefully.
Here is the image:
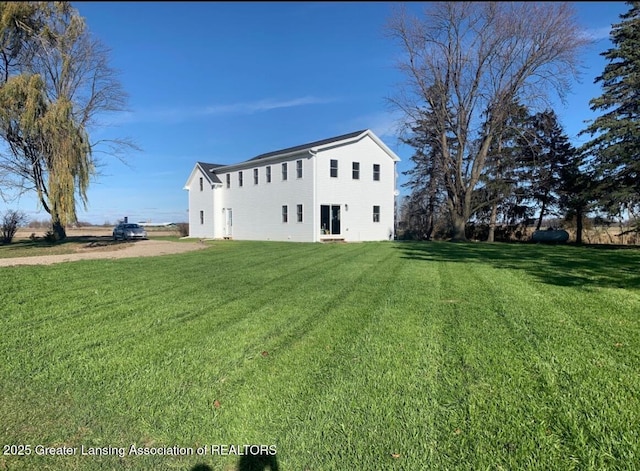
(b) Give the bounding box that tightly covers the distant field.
[14,225,181,240]
[1,241,638,470]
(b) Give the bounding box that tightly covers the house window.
[226,173,230,189]
[254,168,259,185]
[266,165,272,183]
[352,162,360,179]
[199,177,203,191]
[282,205,288,223]
[373,164,380,181]
[200,210,204,225]
[238,171,243,187]
[282,162,288,181]
[296,159,303,178]
[373,205,380,223]
[330,159,338,178]
[320,205,341,234]
[297,204,303,222]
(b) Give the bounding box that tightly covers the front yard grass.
[0,241,638,470]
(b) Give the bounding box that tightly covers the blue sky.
[1,1,630,225]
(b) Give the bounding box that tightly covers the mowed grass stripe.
[414,249,639,470]
[0,241,638,470]
[212,243,443,470]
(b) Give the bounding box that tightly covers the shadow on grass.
[237,452,279,470]
[4,234,116,248]
[396,240,640,290]
[189,452,279,471]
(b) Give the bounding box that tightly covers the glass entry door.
[320,205,340,235]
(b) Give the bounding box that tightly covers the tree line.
[390,1,640,243]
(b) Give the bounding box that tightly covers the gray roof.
[197,162,223,184]
[248,129,367,161]
[197,129,370,179]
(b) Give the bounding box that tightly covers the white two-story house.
[183,129,401,242]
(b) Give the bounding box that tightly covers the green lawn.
[1,241,638,470]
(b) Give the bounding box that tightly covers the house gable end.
[184,162,223,189]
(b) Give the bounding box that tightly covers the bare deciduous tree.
[387,2,589,241]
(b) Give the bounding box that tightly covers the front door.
[320,205,341,235]
[224,208,233,238]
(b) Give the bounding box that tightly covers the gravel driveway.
[0,239,208,267]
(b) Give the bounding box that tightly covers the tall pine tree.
[581,1,640,216]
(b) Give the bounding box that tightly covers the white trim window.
[330,159,338,178]
[373,205,380,222]
[352,162,360,180]
[296,159,303,179]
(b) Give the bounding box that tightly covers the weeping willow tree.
[0,2,133,239]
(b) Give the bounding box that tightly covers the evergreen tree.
[400,106,449,240]
[581,1,640,216]
[518,110,577,231]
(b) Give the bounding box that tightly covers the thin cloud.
[581,26,612,42]
[204,96,335,115]
[106,96,336,126]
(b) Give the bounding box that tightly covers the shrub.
[1,210,28,244]
[176,222,189,237]
[43,229,59,243]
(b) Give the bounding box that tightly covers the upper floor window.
[238,171,243,187]
[296,159,303,179]
[330,159,338,178]
[226,173,230,189]
[373,164,380,181]
[253,168,259,185]
[282,162,288,181]
[352,162,360,180]
[266,166,272,183]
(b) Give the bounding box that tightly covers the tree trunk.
[38,194,67,240]
[51,218,67,241]
[487,199,498,242]
[536,199,547,231]
[451,214,467,242]
[575,205,583,245]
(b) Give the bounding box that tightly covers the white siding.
[314,134,396,242]
[219,154,315,241]
[186,168,216,238]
